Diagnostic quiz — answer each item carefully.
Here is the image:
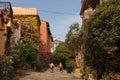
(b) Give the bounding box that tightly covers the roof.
[12,7,38,15]
[53,37,63,43]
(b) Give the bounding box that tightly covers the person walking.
[59,62,63,72]
[49,62,55,73]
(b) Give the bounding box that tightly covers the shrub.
[0,56,15,79]
[101,73,109,80]
[65,59,76,73]
[19,43,37,69]
[83,0,120,78]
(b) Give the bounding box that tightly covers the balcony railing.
[0,2,13,30]
[0,2,13,18]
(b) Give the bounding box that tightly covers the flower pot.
[0,10,3,17]
[2,17,9,24]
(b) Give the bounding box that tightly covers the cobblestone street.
[15,69,82,80]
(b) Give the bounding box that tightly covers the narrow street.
[15,68,82,80]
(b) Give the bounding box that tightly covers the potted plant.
[0,9,3,17]
[2,16,9,24]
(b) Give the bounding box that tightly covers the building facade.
[51,37,63,53]
[0,2,13,55]
[12,7,40,46]
[40,20,53,54]
[12,7,40,30]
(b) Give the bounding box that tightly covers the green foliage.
[56,43,71,53]
[83,0,120,77]
[50,43,74,62]
[65,59,76,73]
[21,23,40,49]
[14,15,40,30]
[65,23,82,51]
[12,42,37,69]
[101,73,109,80]
[19,43,37,68]
[8,42,23,69]
[64,23,83,72]
[50,43,75,70]
[0,56,14,79]
[8,19,40,71]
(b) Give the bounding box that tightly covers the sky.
[3,0,82,41]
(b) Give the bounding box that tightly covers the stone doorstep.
[72,73,82,79]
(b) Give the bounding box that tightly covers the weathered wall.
[13,15,40,30]
[0,31,6,55]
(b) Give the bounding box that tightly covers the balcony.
[0,2,13,18]
[0,2,13,31]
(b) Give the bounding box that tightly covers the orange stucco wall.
[40,20,52,54]
[47,35,51,53]
[40,20,47,53]
[0,31,6,55]
[0,4,13,55]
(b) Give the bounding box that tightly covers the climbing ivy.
[83,0,120,77]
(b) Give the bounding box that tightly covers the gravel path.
[15,69,82,80]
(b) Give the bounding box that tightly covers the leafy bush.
[12,54,23,69]
[65,59,76,73]
[50,43,76,73]
[83,0,120,77]
[50,43,75,69]
[0,56,15,79]
[36,64,42,71]
[19,43,37,68]
[101,73,109,80]
[11,43,38,70]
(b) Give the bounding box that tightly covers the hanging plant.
[2,16,9,24]
[4,8,10,16]
[0,9,3,17]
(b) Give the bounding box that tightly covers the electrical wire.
[39,9,79,15]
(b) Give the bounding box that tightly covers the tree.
[50,43,74,63]
[83,0,120,77]
[65,23,81,51]
[50,43,75,71]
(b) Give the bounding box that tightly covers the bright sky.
[3,0,82,41]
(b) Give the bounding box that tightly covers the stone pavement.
[15,68,82,80]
